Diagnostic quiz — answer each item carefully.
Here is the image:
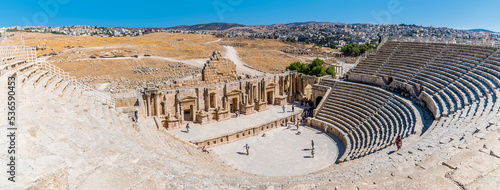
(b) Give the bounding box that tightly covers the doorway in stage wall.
[183,105,194,122]
[231,98,238,113]
[184,109,191,121]
[267,91,274,104]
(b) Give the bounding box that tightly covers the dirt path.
[205,38,222,44]
[223,45,265,76]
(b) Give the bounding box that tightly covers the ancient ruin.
[2,39,500,189]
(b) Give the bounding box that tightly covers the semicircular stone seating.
[350,41,500,120]
[315,80,417,161]
[320,41,500,162]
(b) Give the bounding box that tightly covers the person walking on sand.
[186,123,190,133]
[311,140,314,149]
[244,143,250,155]
[324,124,328,133]
[311,148,315,158]
[282,105,286,113]
[395,135,402,151]
[292,105,295,112]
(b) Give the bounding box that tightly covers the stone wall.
[347,73,386,86]
[140,72,312,129]
[202,51,238,84]
[193,113,301,148]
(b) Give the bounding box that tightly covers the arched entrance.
[384,76,393,85]
[315,96,323,108]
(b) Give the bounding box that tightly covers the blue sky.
[1,0,499,32]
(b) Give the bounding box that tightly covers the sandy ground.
[211,125,340,176]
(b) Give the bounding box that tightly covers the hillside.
[170,23,245,31]
[469,28,498,33]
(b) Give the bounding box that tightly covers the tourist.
[235,110,239,118]
[134,110,139,122]
[285,118,288,127]
[395,135,402,151]
[186,123,190,133]
[244,143,250,155]
[292,105,295,112]
[324,124,328,133]
[282,105,286,113]
[311,140,314,149]
[311,148,315,158]
[202,146,208,153]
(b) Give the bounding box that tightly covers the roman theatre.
[2,39,500,189]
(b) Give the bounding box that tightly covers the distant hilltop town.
[4,22,499,47]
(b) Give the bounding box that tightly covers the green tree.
[310,65,328,77]
[286,62,303,71]
[341,43,375,56]
[286,58,331,77]
[326,65,336,78]
[309,58,324,70]
[300,64,310,74]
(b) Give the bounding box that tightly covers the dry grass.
[220,39,298,73]
[221,38,337,74]
[3,32,332,77]
[1,32,223,59]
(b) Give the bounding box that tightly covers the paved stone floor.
[210,125,342,177]
[168,103,306,142]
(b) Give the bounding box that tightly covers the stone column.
[249,84,254,105]
[289,75,293,101]
[258,82,261,102]
[155,93,160,116]
[146,94,151,117]
[175,93,181,119]
[263,81,267,103]
[280,77,284,96]
[205,90,210,110]
[179,102,183,122]
[164,100,168,116]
